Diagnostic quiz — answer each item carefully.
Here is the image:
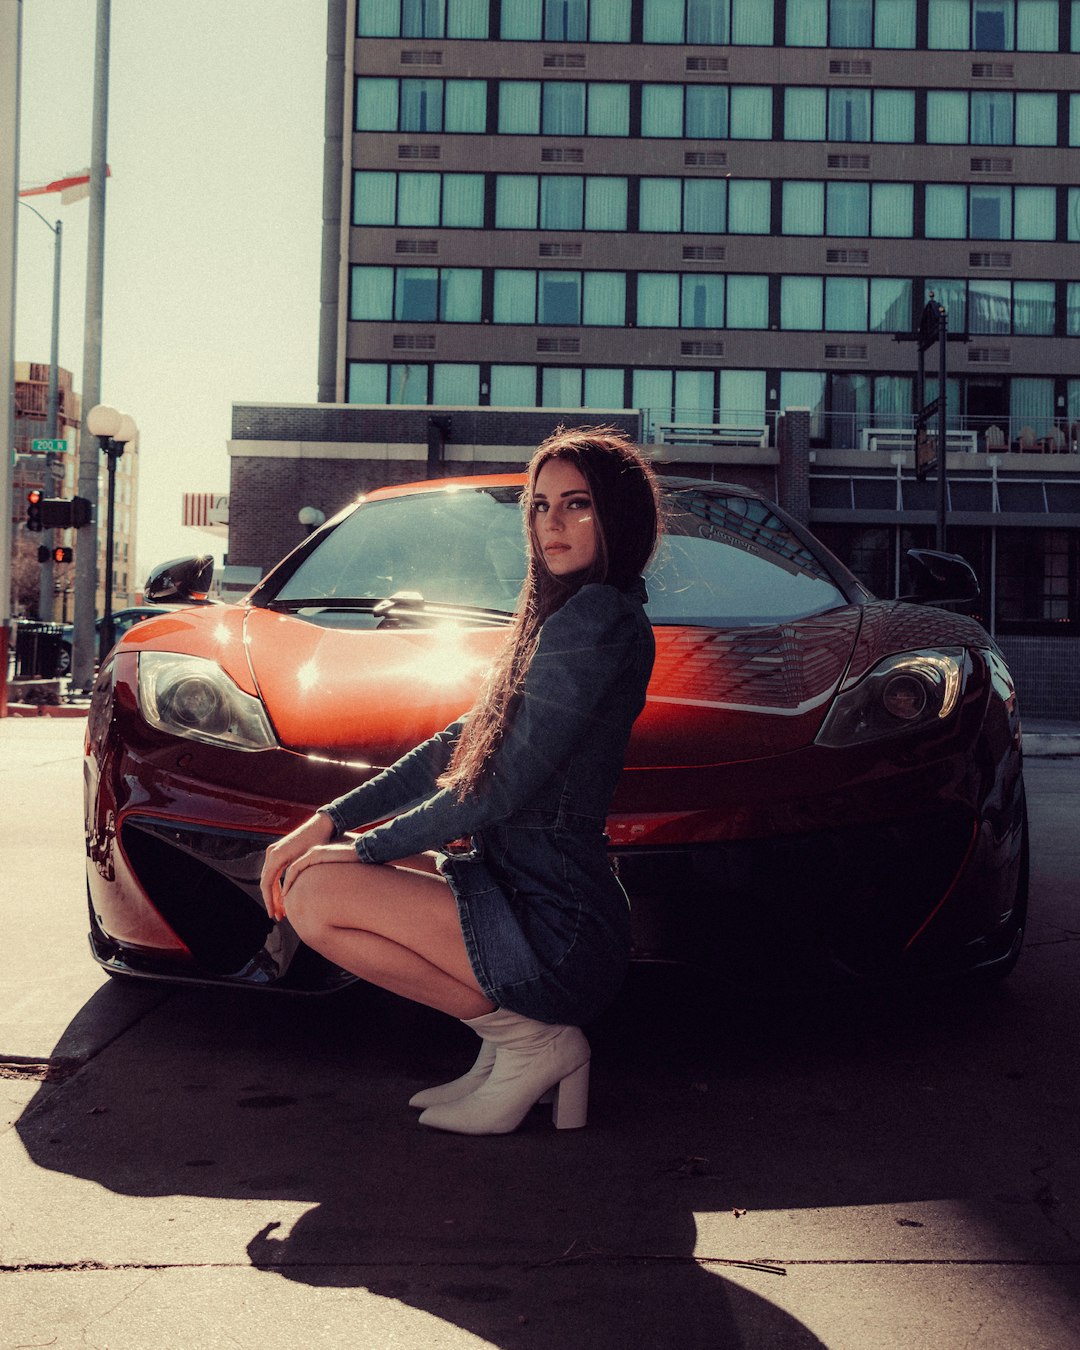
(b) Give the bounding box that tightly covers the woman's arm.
[351,585,649,864]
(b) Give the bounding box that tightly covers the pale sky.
[15,0,326,582]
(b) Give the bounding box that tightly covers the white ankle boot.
[418,1008,590,1136]
[408,1040,496,1109]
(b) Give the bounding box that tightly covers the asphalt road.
[2,718,1079,1349]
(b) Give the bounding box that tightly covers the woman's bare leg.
[283,860,496,1019]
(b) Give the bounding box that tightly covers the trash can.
[13,621,67,679]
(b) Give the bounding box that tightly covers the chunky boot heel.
[551,1060,589,1130]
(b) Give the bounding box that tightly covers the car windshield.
[270,484,850,627]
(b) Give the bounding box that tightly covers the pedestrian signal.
[52,546,74,564]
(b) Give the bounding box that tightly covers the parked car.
[55,606,177,676]
[83,476,1027,993]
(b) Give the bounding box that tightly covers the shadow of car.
[83,475,1027,995]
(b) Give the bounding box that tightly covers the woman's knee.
[282,868,331,941]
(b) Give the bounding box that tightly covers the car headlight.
[815,647,966,749]
[137,652,277,750]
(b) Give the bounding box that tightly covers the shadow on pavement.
[15,952,1080,1345]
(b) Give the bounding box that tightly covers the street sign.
[31,438,66,453]
[919,396,940,421]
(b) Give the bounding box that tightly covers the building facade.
[229,0,1080,715]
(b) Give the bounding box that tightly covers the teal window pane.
[642,0,683,42]
[826,181,869,236]
[728,180,771,233]
[590,0,631,41]
[501,0,541,38]
[681,273,724,328]
[493,270,537,323]
[633,369,674,419]
[1012,282,1054,335]
[781,276,824,329]
[968,279,1011,334]
[642,85,684,138]
[732,0,772,43]
[826,276,869,332]
[875,0,916,47]
[686,85,728,138]
[928,0,970,48]
[538,271,582,324]
[433,363,480,403]
[639,178,682,231]
[1013,186,1055,241]
[588,84,630,136]
[489,365,537,404]
[543,83,586,135]
[927,91,968,144]
[785,88,826,139]
[675,369,714,422]
[925,185,967,238]
[719,369,766,425]
[1074,1,1080,51]
[1015,93,1056,147]
[442,173,484,227]
[440,269,482,321]
[498,82,540,133]
[684,178,726,232]
[874,90,914,142]
[389,364,428,404]
[448,0,489,38]
[496,176,538,229]
[829,88,871,141]
[347,363,388,401]
[400,79,443,132]
[357,0,397,37]
[445,81,486,132]
[1070,188,1080,241]
[970,186,1011,239]
[544,0,586,41]
[830,0,871,46]
[869,277,912,331]
[870,182,913,237]
[584,177,627,230]
[687,0,729,44]
[583,368,625,408]
[398,173,440,226]
[1072,96,1080,146]
[925,278,966,331]
[396,267,439,320]
[541,367,583,406]
[786,0,827,45]
[582,272,626,325]
[354,171,396,225]
[540,176,584,229]
[356,78,398,131]
[636,274,679,327]
[971,92,1013,145]
[973,0,1014,51]
[404,0,446,37]
[350,266,393,320]
[730,86,772,139]
[726,275,768,328]
[782,180,824,235]
[1068,284,1080,336]
[873,375,912,420]
[780,372,825,431]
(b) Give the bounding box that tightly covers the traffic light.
[26,489,43,532]
[71,496,92,528]
[52,546,74,564]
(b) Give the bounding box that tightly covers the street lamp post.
[85,403,136,657]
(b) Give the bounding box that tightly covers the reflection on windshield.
[271,485,849,628]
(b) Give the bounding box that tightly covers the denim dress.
[320,580,656,1025]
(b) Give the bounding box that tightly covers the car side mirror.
[144,555,215,603]
[902,549,979,606]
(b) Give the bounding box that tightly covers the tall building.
[229,0,1079,715]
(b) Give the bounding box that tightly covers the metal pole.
[38,218,62,622]
[937,301,948,551]
[73,0,111,691]
[0,0,22,717]
[101,440,118,655]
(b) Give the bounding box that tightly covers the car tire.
[56,643,72,677]
[972,797,1029,984]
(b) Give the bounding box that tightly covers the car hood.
[240,605,865,768]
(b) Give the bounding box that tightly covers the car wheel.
[973,798,1029,984]
[55,643,72,677]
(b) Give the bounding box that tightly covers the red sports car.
[84,475,1027,992]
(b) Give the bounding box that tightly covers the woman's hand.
[259,812,336,922]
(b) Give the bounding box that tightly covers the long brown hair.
[438,425,661,800]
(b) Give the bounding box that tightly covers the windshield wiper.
[264,592,513,623]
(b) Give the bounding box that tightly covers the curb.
[1022,734,1080,758]
[5,702,89,719]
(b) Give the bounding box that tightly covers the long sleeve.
[351,584,648,864]
[319,718,465,836]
